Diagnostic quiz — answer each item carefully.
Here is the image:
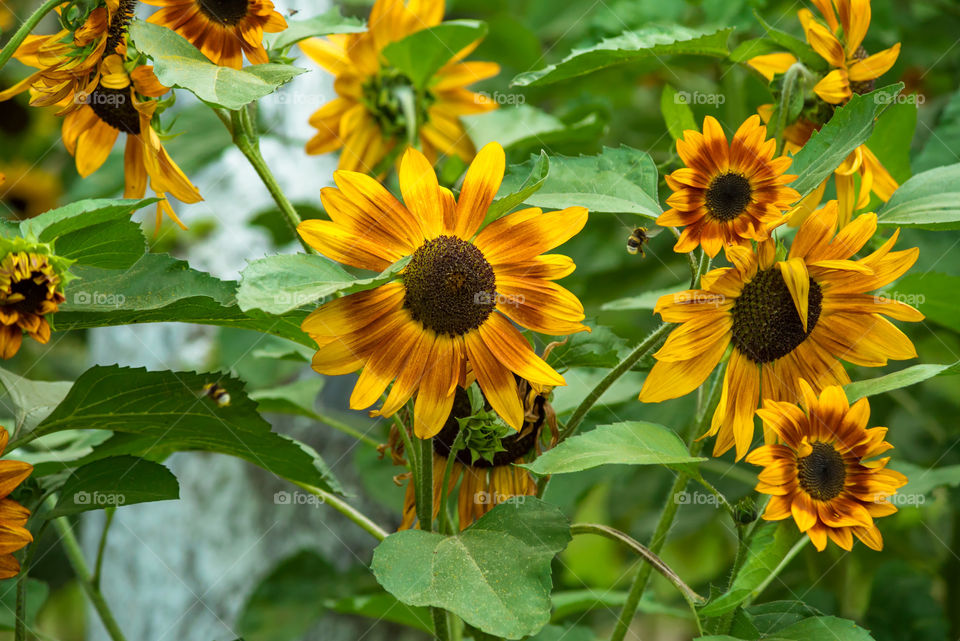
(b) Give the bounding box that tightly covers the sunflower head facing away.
[393,376,558,530]
[299,142,588,439]
[0,239,72,359]
[301,0,499,172]
[0,426,33,578]
[659,115,799,257]
[640,201,922,459]
[145,0,288,69]
[747,380,906,551]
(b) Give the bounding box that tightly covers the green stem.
[294,483,387,541]
[0,0,64,72]
[226,108,312,253]
[437,429,465,535]
[315,412,381,449]
[750,536,809,602]
[559,323,673,443]
[92,507,115,589]
[15,568,26,641]
[608,377,722,641]
[52,517,129,641]
[415,435,435,531]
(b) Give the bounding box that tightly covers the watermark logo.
[74,91,128,107]
[881,493,926,507]
[875,92,925,106]
[674,491,722,507]
[873,290,925,306]
[74,491,126,506]
[475,91,525,106]
[73,291,126,307]
[474,491,526,505]
[674,90,725,106]
[274,490,325,507]
[273,292,318,309]
[474,291,525,307]
[670,291,726,307]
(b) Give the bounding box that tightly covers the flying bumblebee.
[626,227,650,257]
[201,383,231,407]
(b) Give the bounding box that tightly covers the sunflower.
[0,427,33,578]
[0,248,66,358]
[300,0,499,172]
[299,142,588,438]
[746,380,906,551]
[747,0,900,226]
[639,201,922,460]
[391,377,558,530]
[659,115,799,257]
[144,0,288,69]
[61,54,203,227]
[0,164,61,219]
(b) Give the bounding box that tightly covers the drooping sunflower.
[61,54,203,227]
[747,0,900,226]
[639,201,922,460]
[144,0,287,69]
[301,0,499,172]
[390,377,558,530]
[0,427,33,578]
[0,164,61,219]
[747,380,906,551]
[659,115,799,257]
[299,142,588,438]
[0,242,69,359]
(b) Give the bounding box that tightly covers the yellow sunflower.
[144,0,287,69]
[0,427,33,578]
[659,115,799,257]
[392,377,557,530]
[748,0,900,226]
[299,142,588,438]
[61,54,202,227]
[301,0,499,172]
[0,249,67,358]
[747,380,906,551]
[639,201,922,460]
[0,163,61,219]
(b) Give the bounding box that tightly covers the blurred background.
[1,0,959,639]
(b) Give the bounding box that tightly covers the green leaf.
[495,146,660,216]
[512,26,732,87]
[660,85,698,141]
[697,522,803,618]
[371,499,571,639]
[382,20,487,89]
[745,601,823,635]
[0,367,72,434]
[845,362,960,402]
[753,11,826,71]
[914,87,960,173]
[788,84,903,198]
[877,163,960,229]
[772,616,877,641]
[33,366,342,493]
[52,218,145,269]
[50,455,179,517]
[523,421,705,476]
[464,106,605,158]
[129,21,305,110]
[892,460,960,497]
[729,37,785,63]
[19,198,156,242]
[237,254,409,315]
[544,325,627,370]
[892,272,960,332]
[601,285,682,311]
[484,151,549,224]
[53,254,311,346]
[266,7,365,50]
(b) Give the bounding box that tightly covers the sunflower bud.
[733,495,758,525]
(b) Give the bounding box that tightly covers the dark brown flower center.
[9,277,48,314]
[105,0,137,54]
[197,0,251,25]
[849,46,875,95]
[731,267,823,364]
[705,171,753,222]
[403,235,496,336]
[88,86,141,135]
[797,441,847,501]
[432,387,543,468]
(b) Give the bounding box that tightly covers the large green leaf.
[371,499,571,639]
[266,7,365,50]
[845,362,960,402]
[512,26,732,87]
[53,254,311,346]
[0,367,72,433]
[52,218,146,269]
[484,151,549,224]
[788,84,903,198]
[382,20,487,89]
[601,285,683,311]
[772,616,877,640]
[129,21,305,110]
[523,421,705,476]
[891,460,960,498]
[660,84,698,141]
[465,106,605,158]
[31,366,341,493]
[50,455,179,517]
[237,254,408,315]
[893,272,960,333]
[697,522,803,618]
[877,163,960,230]
[496,146,660,216]
[19,198,156,242]
[914,87,960,173]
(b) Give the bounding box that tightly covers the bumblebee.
[201,383,231,407]
[626,227,650,257]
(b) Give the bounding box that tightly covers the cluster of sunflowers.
[0,0,931,619]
